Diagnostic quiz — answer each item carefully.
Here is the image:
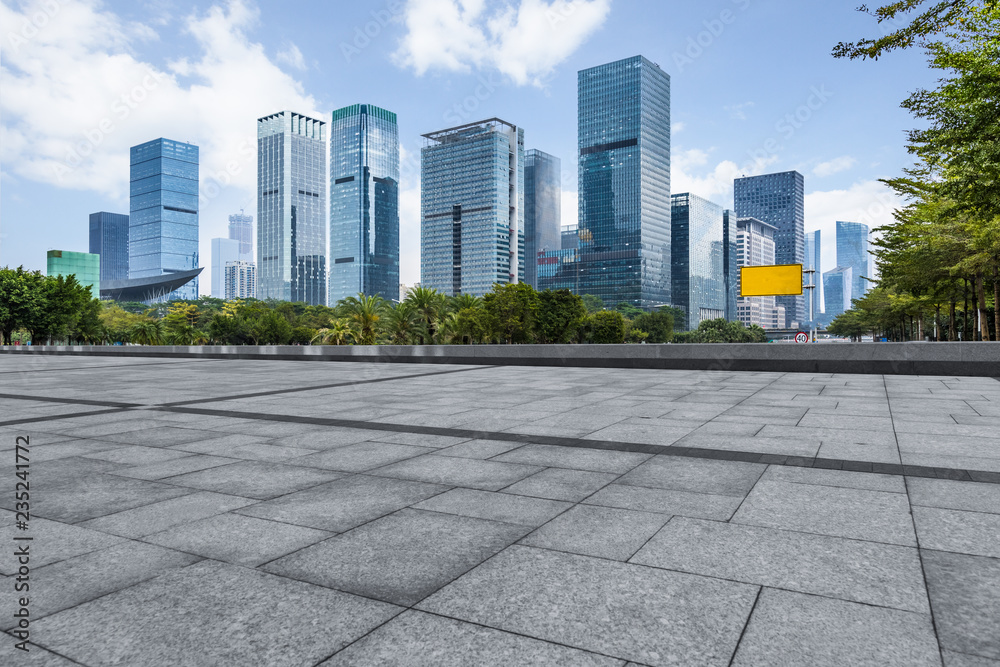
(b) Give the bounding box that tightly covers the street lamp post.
[804,268,816,342]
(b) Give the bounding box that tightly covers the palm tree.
[404,286,446,344]
[311,319,353,345]
[450,293,481,312]
[383,302,418,345]
[341,294,386,345]
[128,319,164,346]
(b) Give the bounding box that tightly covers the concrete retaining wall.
[2,343,999,377]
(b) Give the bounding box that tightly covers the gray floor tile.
[493,444,651,473]
[31,560,400,667]
[144,513,332,566]
[816,441,902,464]
[942,651,1000,666]
[923,550,1000,660]
[0,516,126,574]
[235,475,447,532]
[270,427,386,450]
[79,491,256,538]
[732,480,916,546]
[28,439,124,462]
[102,426,215,447]
[107,454,237,480]
[30,473,193,523]
[414,488,571,526]
[83,445,195,465]
[585,484,743,520]
[0,634,79,665]
[617,456,765,497]
[581,422,694,447]
[631,517,929,612]
[797,412,895,431]
[163,460,343,499]
[320,610,623,666]
[293,441,433,472]
[174,440,314,462]
[731,588,940,667]
[1,541,199,629]
[914,507,1000,558]
[418,545,758,666]
[365,432,472,448]
[908,478,1000,514]
[522,505,670,561]
[371,454,542,491]
[502,468,619,502]
[437,439,526,459]
[264,508,528,606]
[761,465,906,493]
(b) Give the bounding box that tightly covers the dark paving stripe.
[154,405,1000,485]
[0,393,144,409]
[0,407,136,428]
[158,365,498,407]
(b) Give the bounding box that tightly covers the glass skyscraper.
[722,210,738,322]
[734,170,805,327]
[421,118,524,297]
[836,221,870,303]
[89,211,129,282]
[577,55,671,309]
[805,229,822,322]
[824,266,853,319]
[257,111,327,305]
[47,250,100,300]
[329,104,400,304]
[671,194,726,330]
[228,212,254,261]
[211,237,240,298]
[524,149,561,289]
[129,138,199,301]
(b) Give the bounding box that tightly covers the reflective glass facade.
[228,212,254,260]
[577,55,670,309]
[421,118,524,297]
[722,210,738,321]
[836,221,870,303]
[734,170,805,327]
[129,138,199,301]
[736,217,780,329]
[329,104,400,304]
[257,111,327,305]
[671,194,725,330]
[89,211,129,282]
[211,237,240,298]
[524,149,561,288]
[47,250,100,299]
[805,229,822,321]
[824,266,853,319]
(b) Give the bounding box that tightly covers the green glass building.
[46,250,100,299]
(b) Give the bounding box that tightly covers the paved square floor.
[1,354,999,666]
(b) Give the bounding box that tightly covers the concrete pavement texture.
[1,354,998,666]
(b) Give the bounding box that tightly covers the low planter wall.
[2,343,999,377]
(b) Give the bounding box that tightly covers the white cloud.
[277,42,307,71]
[561,189,578,228]
[392,0,611,87]
[670,148,777,205]
[812,155,856,178]
[725,101,754,120]
[671,121,685,134]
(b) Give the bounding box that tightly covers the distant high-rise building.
[671,194,726,330]
[257,111,327,305]
[577,55,671,309]
[211,238,241,298]
[129,138,199,301]
[836,221,870,303]
[420,118,524,297]
[224,261,256,300]
[46,250,100,300]
[89,212,129,283]
[524,149,561,289]
[734,170,805,327]
[824,266,854,320]
[736,217,780,329]
[228,212,254,260]
[805,229,822,323]
[329,104,400,304]
[722,210,739,322]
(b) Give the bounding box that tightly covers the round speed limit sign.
[794,332,809,344]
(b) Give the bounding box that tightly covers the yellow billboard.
[740,264,803,297]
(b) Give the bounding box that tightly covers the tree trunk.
[994,267,1000,343]
[978,275,990,341]
[917,313,924,341]
[935,305,941,341]
[963,279,969,341]
[950,300,957,341]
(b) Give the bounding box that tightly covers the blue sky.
[0,0,937,292]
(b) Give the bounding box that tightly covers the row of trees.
[829,1,999,341]
[0,267,101,345]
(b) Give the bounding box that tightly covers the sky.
[0,0,939,298]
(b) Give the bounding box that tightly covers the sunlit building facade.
[89,212,129,283]
[671,193,726,330]
[736,217,781,329]
[836,221,870,303]
[524,149,561,289]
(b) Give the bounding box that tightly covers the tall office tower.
[836,221,870,302]
[129,138,199,301]
[671,194,726,330]
[224,261,256,300]
[805,229,823,323]
[211,238,241,298]
[329,104,400,304]
[89,212,129,282]
[577,55,670,309]
[722,210,738,322]
[524,149,561,289]
[257,111,327,305]
[736,217,780,329]
[734,170,805,327]
[824,266,854,319]
[228,212,254,260]
[47,250,100,300]
[421,118,524,297]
